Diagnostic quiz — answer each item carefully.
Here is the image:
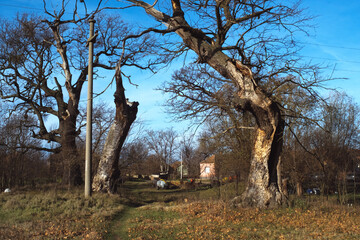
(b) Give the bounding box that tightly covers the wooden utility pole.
[180,152,183,180]
[85,18,96,198]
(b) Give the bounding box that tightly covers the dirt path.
[104,179,205,239]
[105,180,179,239]
[105,205,136,240]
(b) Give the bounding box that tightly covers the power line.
[0,3,88,16]
[300,41,360,51]
[0,2,89,17]
[0,3,43,11]
[331,69,360,73]
[299,55,360,72]
[300,55,360,64]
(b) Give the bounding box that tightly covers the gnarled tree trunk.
[92,67,138,193]
[59,99,83,187]
[236,102,285,207]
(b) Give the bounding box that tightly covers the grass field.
[0,186,124,239]
[1,181,360,239]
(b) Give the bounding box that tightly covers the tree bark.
[92,68,138,193]
[296,182,303,196]
[60,108,83,187]
[238,105,285,207]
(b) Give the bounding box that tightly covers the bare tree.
[122,0,325,207]
[179,134,202,178]
[278,83,320,196]
[119,140,149,176]
[145,128,178,174]
[197,112,253,194]
[0,112,47,189]
[281,91,360,200]
[0,5,100,186]
[282,125,314,197]
[308,92,360,200]
[91,102,115,155]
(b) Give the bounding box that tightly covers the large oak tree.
[122,0,324,207]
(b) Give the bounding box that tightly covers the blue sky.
[1,0,360,133]
[300,0,360,99]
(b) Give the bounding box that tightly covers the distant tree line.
[2,90,358,202]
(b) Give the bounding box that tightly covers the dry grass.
[124,200,360,239]
[2,181,360,239]
[0,187,124,239]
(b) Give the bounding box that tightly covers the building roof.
[200,154,215,164]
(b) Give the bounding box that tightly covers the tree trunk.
[296,182,303,196]
[233,103,285,208]
[235,171,240,196]
[92,68,138,193]
[59,100,83,187]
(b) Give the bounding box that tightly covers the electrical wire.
[299,41,360,51]
[300,55,360,65]
[0,3,43,11]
